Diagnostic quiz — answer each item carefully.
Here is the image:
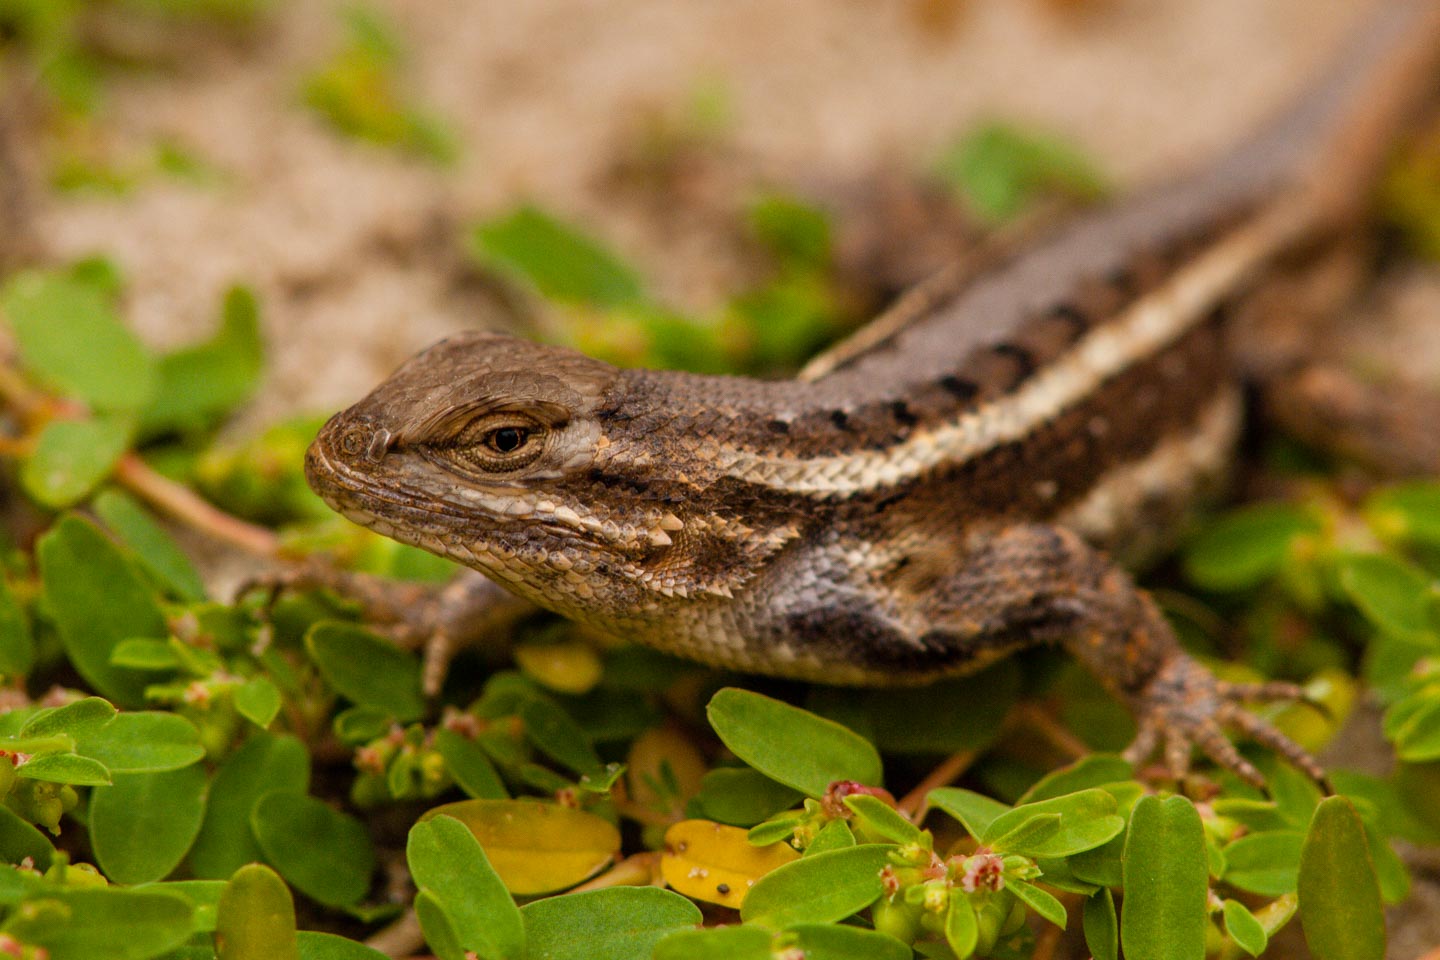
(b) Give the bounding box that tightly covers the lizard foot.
[1120,654,1330,793]
[237,564,535,695]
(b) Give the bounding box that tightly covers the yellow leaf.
[661,819,799,909]
[422,799,620,895]
[514,640,604,695]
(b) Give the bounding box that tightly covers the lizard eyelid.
[399,398,571,445]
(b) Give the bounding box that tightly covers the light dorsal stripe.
[719,203,1308,495]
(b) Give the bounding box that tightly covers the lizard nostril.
[338,428,366,457]
[333,419,394,463]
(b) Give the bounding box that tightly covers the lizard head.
[305,331,695,622]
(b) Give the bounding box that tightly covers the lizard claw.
[235,564,536,695]
[1121,655,1330,794]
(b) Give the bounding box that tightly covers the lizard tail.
[1227,0,1440,226]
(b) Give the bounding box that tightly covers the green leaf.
[1364,481,1440,548]
[981,789,1124,857]
[414,890,464,960]
[784,924,912,960]
[190,733,310,879]
[739,843,895,927]
[76,711,206,773]
[1,270,156,410]
[747,817,801,847]
[90,765,208,884]
[5,887,192,960]
[233,677,282,729]
[251,792,376,907]
[1083,890,1118,960]
[806,819,856,855]
[694,767,801,826]
[1011,879,1068,929]
[1389,695,1440,761]
[0,574,33,679]
[1016,755,1135,804]
[305,621,424,722]
[110,638,181,670]
[37,514,169,707]
[928,787,1011,839]
[1298,797,1386,960]
[21,415,135,509]
[296,932,391,960]
[654,923,909,960]
[143,285,264,435]
[1183,503,1319,591]
[706,688,882,797]
[1069,833,1125,889]
[947,897,979,958]
[1211,798,1293,834]
[300,9,457,164]
[1271,765,1324,826]
[653,926,771,960]
[1223,899,1269,957]
[1120,795,1208,960]
[470,207,646,309]
[433,728,507,800]
[518,694,603,777]
[407,815,524,960]
[988,813,1062,855]
[215,863,301,960]
[1337,553,1434,639]
[134,879,224,935]
[748,194,831,268]
[0,803,55,868]
[520,886,700,960]
[93,489,206,601]
[20,696,116,739]
[934,121,1109,224]
[1031,857,1101,897]
[1222,831,1304,896]
[19,752,111,785]
[844,794,923,845]
[333,705,392,745]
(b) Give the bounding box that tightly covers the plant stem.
[115,453,280,557]
[897,749,978,820]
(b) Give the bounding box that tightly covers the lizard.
[304,0,1440,790]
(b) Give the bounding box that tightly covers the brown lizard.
[305,1,1440,790]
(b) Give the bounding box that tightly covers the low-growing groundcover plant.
[5,1,1440,957]
[2,158,1440,959]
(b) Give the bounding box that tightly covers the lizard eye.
[487,426,528,454]
[442,416,547,473]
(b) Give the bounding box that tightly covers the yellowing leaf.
[422,799,620,896]
[514,640,604,695]
[660,819,799,909]
[626,726,707,816]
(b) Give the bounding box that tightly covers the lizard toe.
[1126,654,1327,792]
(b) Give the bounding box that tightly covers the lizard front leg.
[907,523,1325,790]
[242,565,535,694]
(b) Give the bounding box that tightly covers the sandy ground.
[9,0,1440,954]
[21,0,1381,421]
